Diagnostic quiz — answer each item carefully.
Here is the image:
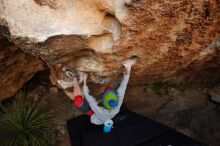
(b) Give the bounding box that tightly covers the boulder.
[209,87,220,104]
[0,36,44,101]
[0,0,219,98]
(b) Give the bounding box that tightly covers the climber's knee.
[73,95,84,107]
[73,96,94,116]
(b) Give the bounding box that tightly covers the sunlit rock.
[0,0,219,99]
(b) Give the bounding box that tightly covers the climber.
[83,57,137,125]
[57,57,137,125]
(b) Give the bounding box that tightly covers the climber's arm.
[83,73,103,113]
[116,68,130,106]
[117,74,130,98]
[83,86,99,107]
[117,58,136,103]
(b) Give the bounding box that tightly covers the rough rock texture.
[0,36,45,101]
[0,0,219,98]
[116,0,220,83]
[124,84,209,116]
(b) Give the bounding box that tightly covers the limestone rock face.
[116,0,220,83]
[0,36,45,101]
[0,0,219,96]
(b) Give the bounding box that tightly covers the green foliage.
[200,78,220,88]
[0,92,55,146]
[151,82,166,96]
[0,102,5,113]
[152,82,186,96]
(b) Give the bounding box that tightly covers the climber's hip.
[73,95,94,116]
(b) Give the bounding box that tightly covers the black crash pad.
[67,109,205,146]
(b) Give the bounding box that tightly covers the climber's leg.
[73,77,82,97]
[59,67,94,116]
[72,76,94,116]
[63,68,82,101]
